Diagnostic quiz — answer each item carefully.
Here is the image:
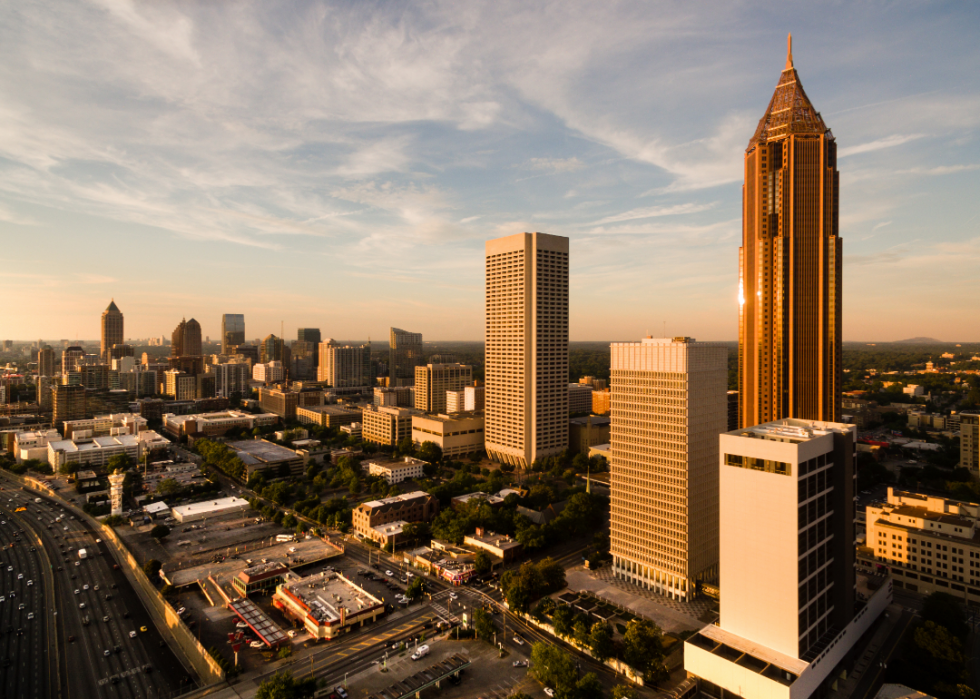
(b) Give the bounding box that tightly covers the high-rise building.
[738,36,841,428]
[62,346,85,375]
[260,334,286,364]
[609,336,727,601]
[110,344,134,360]
[415,363,473,414]
[389,328,423,387]
[38,345,56,377]
[172,318,203,357]
[52,383,87,428]
[221,314,245,354]
[684,418,887,699]
[484,232,568,469]
[962,412,980,474]
[100,300,124,363]
[297,328,321,345]
[208,362,252,399]
[318,340,371,389]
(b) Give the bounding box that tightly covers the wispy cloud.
[838,134,926,157]
[525,157,584,174]
[591,201,717,225]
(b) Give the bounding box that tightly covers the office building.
[446,390,465,413]
[165,370,197,401]
[862,487,980,603]
[962,412,979,473]
[727,390,739,432]
[209,362,251,398]
[172,318,203,357]
[363,456,428,484]
[592,389,610,415]
[228,439,303,479]
[162,410,278,439]
[568,383,594,414]
[62,413,147,439]
[290,340,317,380]
[415,363,473,413]
[253,361,285,384]
[47,430,170,470]
[274,572,383,641]
[297,328,321,345]
[258,386,322,420]
[352,491,439,546]
[389,327,423,387]
[374,386,413,408]
[684,417,888,699]
[296,405,362,430]
[317,340,371,389]
[610,336,727,600]
[361,404,421,447]
[411,412,485,457]
[260,334,286,365]
[484,232,569,469]
[62,346,85,375]
[568,415,610,455]
[36,376,54,409]
[738,37,841,428]
[100,300,124,363]
[221,314,245,354]
[37,345,56,377]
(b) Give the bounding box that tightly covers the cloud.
[838,134,926,158]
[591,201,717,225]
[525,157,584,174]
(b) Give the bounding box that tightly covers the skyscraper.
[221,314,245,354]
[484,232,568,469]
[100,300,124,363]
[62,346,85,375]
[172,318,203,357]
[739,36,841,428]
[609,337,727,600]
[297,328,321,345]
[415,362,474,414]
[317,340,371,389]
[38,345,56,377]
[261,334,286,364]
[389,328,423,387]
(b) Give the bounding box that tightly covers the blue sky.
[1,1,978,343]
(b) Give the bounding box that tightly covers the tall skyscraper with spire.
[738,35,841,428]
[100,300,123,363]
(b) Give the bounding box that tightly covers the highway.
[0,483,190,698]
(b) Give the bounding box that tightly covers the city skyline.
[2,3,978,342]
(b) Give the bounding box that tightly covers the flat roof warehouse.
[171,496,249,523]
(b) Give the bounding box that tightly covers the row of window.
[725,453,792,476]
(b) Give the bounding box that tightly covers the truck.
[411,645,429,661]
[78,548,88,560]
[275,534,295,543]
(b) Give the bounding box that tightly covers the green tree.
[529,643,578,694]
[622,619,666,682]
[255,670,317,699]
[417,441,443,464]
[156,478,183,497]
[588,622,614,663]
[552,606,574,637]
[143,559,162,578]
[611,685,636,699]
[474,549,493,575]
[348,474,361,494]
[921,592,968,641]
[572,619,590,647]
[107,453,133,471]
[537,558,566,593]
[473,608,495,643]
[150,524,171,540]
[405,576,424,600]
[575,673,603,699]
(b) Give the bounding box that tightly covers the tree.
[572,619,589,647]
[611,686,636,699]
[588,622,614,663]
[552,606,575,637]
[417,441,443,464]
[348,474,361,494]
[156,478,183,497]
[575,673,603,699]
[405,576,424,600]
[622,619,666,681]
[150,524,171,540]
[474,550,493,575]
[922,592,968,641]
[143,559,162,578]
[537,558,566,593]
[473,608,495,643]
[255,670,317,699]
[107,454,133,471]
[529,643,578,694]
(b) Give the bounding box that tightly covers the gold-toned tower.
[739,36,841,428]
[100,300,124,363]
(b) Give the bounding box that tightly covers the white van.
[411,645,429,661]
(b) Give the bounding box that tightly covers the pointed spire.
[785,33,793,70]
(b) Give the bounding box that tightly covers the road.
[0,483,190,698]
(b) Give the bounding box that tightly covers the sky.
[1,1,978,344]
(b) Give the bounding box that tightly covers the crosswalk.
[428,601,460,625]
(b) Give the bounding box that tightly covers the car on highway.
[0,596,4,603]
[17,573,22,580]
[27,612,33,620]
[103,615,110,622]
[140,626,148,632]
[26,580,32,586]
[512,635,524,646]
[93,584,99,591]
[83,584,89,590]
[177,607,186,615]
[79,603,86,609]
[449,592,458,599]
[103,650,110,657]
[130,631,137,638]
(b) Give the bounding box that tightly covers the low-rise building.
[362,405,421,447]
[228,439,303,479]
[171,496,250,523]
[373,386,413,408]
[352,491,439,545]
[340,422,362,439]
[296,404,361,429]
[273,571,384,640]
[162,410,278,439]
[47,431,170,470]
[233,561,290,597]
[568,415,610,455]
[862,487,980,602]
[903,384,925,397]
[13,429,62,462]
[330,446,364,465]
[411,412,484,457]
[464,528,523,563]
[62,413,147,439]
[363,456,427,484]
[591,388,610,416]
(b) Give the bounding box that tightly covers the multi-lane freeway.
[0,484,189,698]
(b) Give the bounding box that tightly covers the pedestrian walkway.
[429,601,460,625]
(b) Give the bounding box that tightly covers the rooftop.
[229,439,298,464]
[280,571,381,624]
[361,491,432,511]
[365,456,428,471]
[171,496,249,518]
[728,418,855,444]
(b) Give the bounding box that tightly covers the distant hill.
[892,337,944,344]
